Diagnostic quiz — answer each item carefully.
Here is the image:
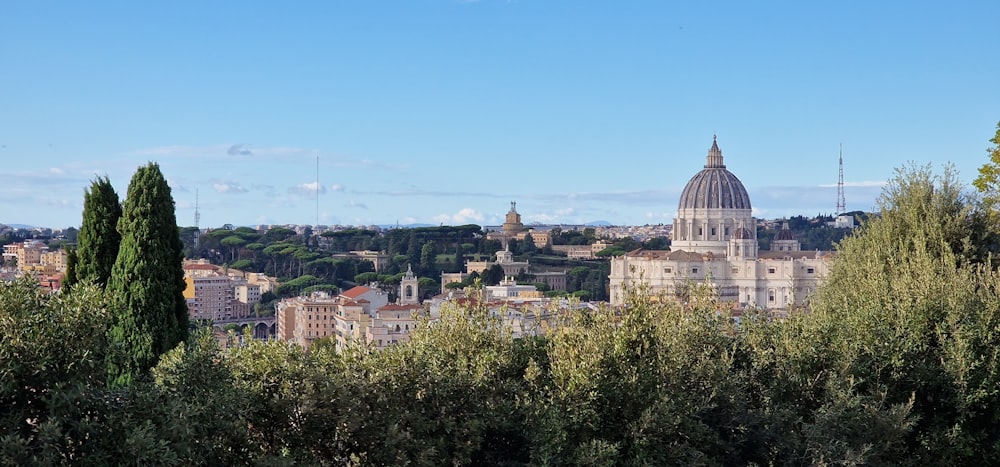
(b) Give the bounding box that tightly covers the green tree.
[812,164,1000,461]
[0,279,115,465]
[341,292,535,464]
[521,233,537,254]
[105,163,189,387]
[62,246,79,291]
[483,264,505,285]
[74,175,122,288]
[355,271,379,285]
[452,248,465,273]
[220,235,247,262]
[407,231,421,269]
[972,120,1000,214]
[420,241,436,274]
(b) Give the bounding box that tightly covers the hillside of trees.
[6,159,1000,464]
[179,222,643,303]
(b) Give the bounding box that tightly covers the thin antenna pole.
[836,143,846,214]
[194,188,200,229]
[316,155,320,227]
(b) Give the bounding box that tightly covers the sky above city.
[2,1,999,229]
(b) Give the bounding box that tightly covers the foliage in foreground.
[4,165,1000,465]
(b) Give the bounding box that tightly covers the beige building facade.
[609,137,830,310]
[275,282,425,350]
[182,260,273,321]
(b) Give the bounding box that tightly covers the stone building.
[609,137,831,310]
[485,201,550,248]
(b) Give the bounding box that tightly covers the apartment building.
[182,260,272,322]
[3,240,47,271]
[275,280,425,350]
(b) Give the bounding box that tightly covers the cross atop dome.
[706,136,725,168]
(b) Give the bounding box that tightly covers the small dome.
[775,222,795,241]
[733,226,754,240]
[678,137,752,211]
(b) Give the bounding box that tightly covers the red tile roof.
[341,286,372,299]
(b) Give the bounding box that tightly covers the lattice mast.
[836,143,846,214]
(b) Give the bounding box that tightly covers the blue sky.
[2,1,999,229]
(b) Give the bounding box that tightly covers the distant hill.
[586,220,612,227]
[377,223,436,229]
[2,224,34,229]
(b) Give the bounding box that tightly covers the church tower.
[400,264,419,305]
[501,201,526,236]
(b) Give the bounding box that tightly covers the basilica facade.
[608,137,831,310]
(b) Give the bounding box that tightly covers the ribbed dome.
[733,226,754,240]
[678,137,752,211]
[775,222,795,241]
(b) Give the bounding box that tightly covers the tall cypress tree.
[105,163,189,387]
[62,247,79,291]
[74,176,122,288]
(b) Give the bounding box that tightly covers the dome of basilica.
[678,137,752,211]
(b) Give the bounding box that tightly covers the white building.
[609,137,831,310]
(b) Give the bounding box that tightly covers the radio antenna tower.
[836,143,846,215]
[194,188,201,229]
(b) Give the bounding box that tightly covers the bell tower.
[400,264,419,305]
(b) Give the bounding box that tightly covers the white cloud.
[346,200,368,209]
[330,183,344,192]
[288,181,326,197]
[434,208,485,224]
[227,144,253,156]
[38,197,73,208]
[212,181,249,194]
[166,178,189,192]
[529,207,578,224]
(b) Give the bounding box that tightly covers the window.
[711,227,716,236]
[807,268,815,274]
[731,267,739,273]
[724,227,730,236]
[692,268,699,274]
[768,267,776,274]
[664,267,672,273]
[698,227,703,236]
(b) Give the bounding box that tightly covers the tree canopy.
[105,162,189,387]
[72,176,122,288]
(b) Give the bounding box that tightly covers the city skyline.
[2,1,999,228]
